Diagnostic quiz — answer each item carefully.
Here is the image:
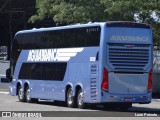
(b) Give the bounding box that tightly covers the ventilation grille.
[90,64,98,100]
[108,44,149,72]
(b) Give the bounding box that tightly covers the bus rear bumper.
[100,92,152,104]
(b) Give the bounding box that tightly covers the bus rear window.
[106,22,150,29]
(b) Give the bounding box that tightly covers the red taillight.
[101,68,109,92]
[147,69,152,92]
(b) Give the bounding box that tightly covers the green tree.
[101,0,160,45]
[101,0,160,22]
[29,0,160,45]
[29,0,106,24]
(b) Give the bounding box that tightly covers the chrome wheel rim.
[19,88,23,100]
[26,89,31,101]
[78,91,83,106]
[67,89,73,105]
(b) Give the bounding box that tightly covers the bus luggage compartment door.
[108,72,148,94]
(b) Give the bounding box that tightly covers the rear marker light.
[101,68,109,92]
[147,69,152,92]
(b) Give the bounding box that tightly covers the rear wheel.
[77,89,86,109]
[18,85,25,102]
[66,88,76,108]
[25,86,38,103]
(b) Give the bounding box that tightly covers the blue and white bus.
[4,22,153,109]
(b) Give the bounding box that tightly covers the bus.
[3,22,153,110]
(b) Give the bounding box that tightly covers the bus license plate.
[124,97,133,102]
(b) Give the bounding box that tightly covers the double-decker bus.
[4,22,153,109]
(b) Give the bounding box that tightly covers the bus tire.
[18,85,26,102]
[66,88,76,108]
[77,89,86,109]
[25,86,38,103]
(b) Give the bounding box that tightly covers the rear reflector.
[147,69,152,92]
[101,68,109,92]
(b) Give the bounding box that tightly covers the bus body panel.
[30,80,44,99]
[101,91,151,103]
[99,23,152,103]
[109,73,148,94]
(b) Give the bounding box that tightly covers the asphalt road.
[0,93,159,117]
[0,60,9,91]
[0,76,9,91]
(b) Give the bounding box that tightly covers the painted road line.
[0,91,9,94]
[0,74,5,77]
[152,99,160,102]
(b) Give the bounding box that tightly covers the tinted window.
[107,22,150,29]
[75,28,86,47]
[18,63,67,81]
[86,27,100,46]
[17,32,42,49]
[53,30,63,48]
[16,26,101,50]
[63,29,75,48]
[10,38,21,75]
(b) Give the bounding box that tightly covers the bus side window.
[31,64,36,70]
[86,27,100,47]
[54,30,63,48]
[63,29,75,48]
[75,28,86,47]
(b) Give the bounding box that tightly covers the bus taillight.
[147,69,152,92]
[101,68,109,92]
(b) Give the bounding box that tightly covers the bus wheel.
[77,89,86,109]
[18,85,26,102]
[66,88,75,108]
[25,86,38,103]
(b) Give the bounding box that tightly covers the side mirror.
[6,68,11,79]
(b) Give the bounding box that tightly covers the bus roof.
[15,21,150,36]
[15,22,105,35]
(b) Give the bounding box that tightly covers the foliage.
[101,0,160,45]
[29,0,106,24]
[29,0,160,44]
